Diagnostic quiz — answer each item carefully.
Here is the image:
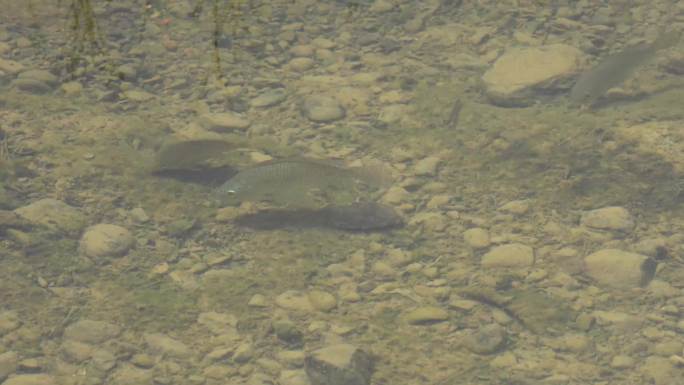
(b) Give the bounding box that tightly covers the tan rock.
[581,206,634,232]
[584,249,653,288]
[481,243,534,268]
[482,44,584,106]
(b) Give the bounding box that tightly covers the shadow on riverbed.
[234,202,404,232]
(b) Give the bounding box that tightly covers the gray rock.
[14,198,86,234]
[301,96,345,122]
[464,324,507,354]
[79,224,135,259]
[305,344,374,385]
[63,319,121,344]
[584,249,655,289]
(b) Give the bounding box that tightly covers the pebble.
[308,290,337,312]
[196,312,238,335]
[14,198,86,234]
[11,78,52,94]
[60,81,83,96]
[301,95,345,122]
[482,44,584,106]
[581,206,635,232]
[275,290,314,312]
[109,364,154,385]
[233,342,255,363]
[273,320,303,346]
[290,45,314,57]
[464,324,507,354]
[404,306,449,325]
[463,228,491,249]
[610,355,635,369]
[0,351,18,381]
[17,69,58,86]
[248,294,268,307]
[280,369,309,385]
[481,243,534,268]
[199,112,251,132]
[0,311,21,335]
[288,57,315,71]
[251,88,287,108]
[60,340,94,363]
[584,249,654,289]
[79,223,135,259]
[63,319,121,344]
[0,59,24,75]
[1,374,56,385]
[381,186,409,205]
[498,200,530,215]
[413,156,441,176]
[122,89,155,102]
[305,344,374,385]
[144,333,193,358]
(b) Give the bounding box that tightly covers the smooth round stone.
[11,78,51,93]
[61,81,83,96]
[404,306,449,325]
[481,243,534,268]
[308,290,337,312]
[463,228,490,249]
[14,198,86,234]
[79,224,135,259]
[301,95,345,122]
[465,324,507,354]
[199,112,251,131]
[288,57,314,71]
[584,249,654,289]
[251,88,286,108]
[18,69,58,85]
[581,206,634,232]
[0,59,24,75]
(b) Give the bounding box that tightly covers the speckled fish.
[216,158,389,208]
[569,31,679,106]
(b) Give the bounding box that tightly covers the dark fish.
[152,138,247,185]
[154,138,242,171]
[569,31,680,106]
[217,158,389,208]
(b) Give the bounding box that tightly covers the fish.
[216,158,389,208]
[569,31,680,106]
[152,138,251,185]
